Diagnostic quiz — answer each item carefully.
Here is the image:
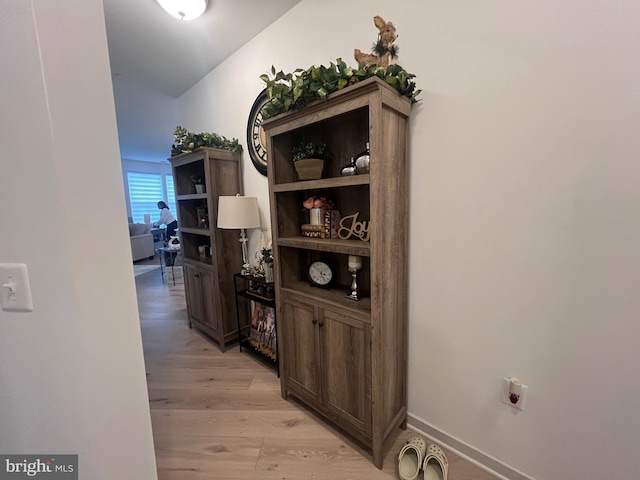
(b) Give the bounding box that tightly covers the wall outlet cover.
[502,377,528,412]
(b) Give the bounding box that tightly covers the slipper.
[422,443,449,480]
[397,436,427,480]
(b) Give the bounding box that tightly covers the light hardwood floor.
[135,265,499,480]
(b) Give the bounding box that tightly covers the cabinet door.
[320,308,372,436]
[183,264,203,326]
[281,298,320,402]
[199,268,219,335]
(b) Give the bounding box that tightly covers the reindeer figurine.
[354,15,398,70]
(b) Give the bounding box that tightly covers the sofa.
[129,223,155,262]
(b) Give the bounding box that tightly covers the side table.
[150,227,166,250]
[157,247,181,286]
[233,273,278,376]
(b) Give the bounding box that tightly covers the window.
[165,174,176,215]
[127,172,163,224]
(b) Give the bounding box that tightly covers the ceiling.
[104,0,302,163]
[104,0,302,98]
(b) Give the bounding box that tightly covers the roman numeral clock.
[246,89,270,176]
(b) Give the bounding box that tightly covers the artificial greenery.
[259,58,420,119]
[292,141,332,162]
[190,174,203,185]
[170,126,243,157]
[261,247,273,264]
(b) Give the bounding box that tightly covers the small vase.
[354,142,370,174]
[196,208,209,228]
[264,263,274,283]
[195,184,205,194]
[310,208,324,225]
[341,157,357,176]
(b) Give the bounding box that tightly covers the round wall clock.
[246,89,270,176]
[307,260,334,289]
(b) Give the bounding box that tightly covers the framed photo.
[248,303,277,361]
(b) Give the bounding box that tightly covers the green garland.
[260,58,420,119]
[170,126,243,157]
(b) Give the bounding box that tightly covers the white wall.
[177,1,640,479]
[112,76,177,162]
[0,1,157,478]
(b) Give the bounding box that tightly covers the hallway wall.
[0,1,157,478]
[176,2,640,479]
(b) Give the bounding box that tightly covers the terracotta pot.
[294,158,325,180]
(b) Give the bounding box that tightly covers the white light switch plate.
[0,263,34,312]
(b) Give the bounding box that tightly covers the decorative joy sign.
[338,212,370,242]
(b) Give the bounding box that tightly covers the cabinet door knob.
[195,273,200,278]
[318,321,324,327]
[312,319,317,325]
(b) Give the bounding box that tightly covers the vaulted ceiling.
[104,0,302,98]
[103,0,302,162]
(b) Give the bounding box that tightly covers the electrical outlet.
[502,377,528,411]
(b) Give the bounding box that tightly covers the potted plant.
[292,141,332,180]
[190,174,205,194]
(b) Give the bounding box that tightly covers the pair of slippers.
[397,437,449,480]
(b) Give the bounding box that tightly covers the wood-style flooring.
[134,264,499,480]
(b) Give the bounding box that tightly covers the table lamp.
[217,195,261,274]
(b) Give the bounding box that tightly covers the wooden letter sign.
[338,212,370,242]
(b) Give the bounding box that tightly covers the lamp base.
[239,229,250,275]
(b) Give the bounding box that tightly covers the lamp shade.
[157,0,208,21]
[217,196,260,229]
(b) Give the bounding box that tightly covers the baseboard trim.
[407,413,535,480]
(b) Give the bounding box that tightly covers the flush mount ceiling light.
[157,0,208,21]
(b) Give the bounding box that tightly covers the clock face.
[308,261,333,287]
[246,89,270,176]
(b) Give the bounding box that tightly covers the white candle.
[348,255,362,269]
[310,208,323,225]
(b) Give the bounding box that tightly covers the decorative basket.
[294,158,325,180]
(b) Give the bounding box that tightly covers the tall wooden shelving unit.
[263,77,411,468]
[169,147,245,352]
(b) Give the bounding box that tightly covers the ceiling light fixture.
[157,0,208,21]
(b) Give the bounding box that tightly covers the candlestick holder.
[346,265,362,301]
